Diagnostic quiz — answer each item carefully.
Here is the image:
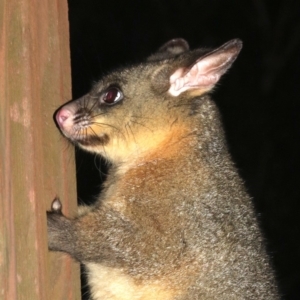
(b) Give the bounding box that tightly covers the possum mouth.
[62,123,110,146]
[70,117,111,146]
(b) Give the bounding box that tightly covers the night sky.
[67,0,300,298]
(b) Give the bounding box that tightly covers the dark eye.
[100,87,123,105]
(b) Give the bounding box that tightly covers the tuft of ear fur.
[168,39,242,97]
[148,38,190,61]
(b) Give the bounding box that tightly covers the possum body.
[47,39,279,299]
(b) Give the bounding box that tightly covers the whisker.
[124,122,130,139]
[84,127,88,143]
[90,112,106,119]
[83,95,90,110]
[127,123,137,146]
[88,98,99,114]
[100,141,108,159]
[130,119,153,133]
[131,115,153,120]
[90,122,121,134]
[89,127,101,140]
[93,155,107,180]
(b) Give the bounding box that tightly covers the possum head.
[54,39,242,164]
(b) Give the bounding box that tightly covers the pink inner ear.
[187,61,221,87]
[168,40,242,97]
[168,60,221,97]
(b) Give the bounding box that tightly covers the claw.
[51,197,62,214]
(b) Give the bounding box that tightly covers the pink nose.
[56,108,73,129]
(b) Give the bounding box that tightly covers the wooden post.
[0,0,81,299]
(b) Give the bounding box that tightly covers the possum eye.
[100,87,123,105]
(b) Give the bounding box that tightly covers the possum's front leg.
[47,198,96,261]
[47,198,77,255]
[47,198,140,264]
[47,198,183,299]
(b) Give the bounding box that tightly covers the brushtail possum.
[48,38,279,299]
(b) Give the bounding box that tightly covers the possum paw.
[47,197,74,253]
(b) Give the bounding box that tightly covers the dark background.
[67,0,300,298]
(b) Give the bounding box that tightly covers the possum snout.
[55,102,81,138]
[54,100,107,146]
[56,107,74,130]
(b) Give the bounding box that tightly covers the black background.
[67,0,300,298]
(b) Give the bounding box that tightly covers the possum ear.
[148,38,189,61]
[168,39,242,97]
